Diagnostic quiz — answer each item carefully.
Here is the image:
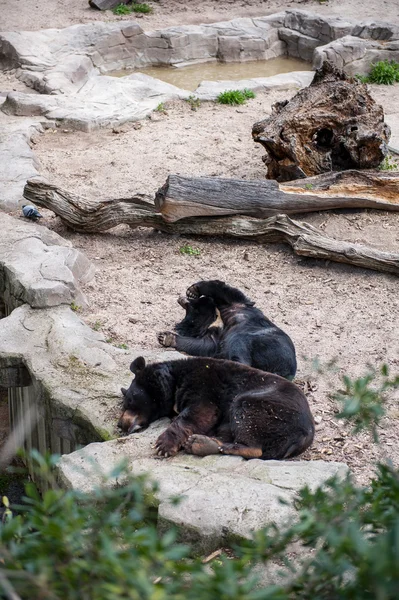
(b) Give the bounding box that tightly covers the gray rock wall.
[57,419,349,553]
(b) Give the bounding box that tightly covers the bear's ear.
[121,387,127,396]
[130,356,146,374]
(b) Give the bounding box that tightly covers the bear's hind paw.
[157,331,176,347]
[184,434,221,456]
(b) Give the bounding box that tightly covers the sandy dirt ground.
[3,0,399,483]
[1,0,399,32]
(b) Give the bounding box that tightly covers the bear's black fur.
[119,355,314,460]
[158,280,297,380]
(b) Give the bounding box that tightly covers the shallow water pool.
[108,56,312,91]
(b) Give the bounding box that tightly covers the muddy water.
[108,56,312,91]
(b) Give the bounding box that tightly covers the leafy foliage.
[217,89,256,105]
[334,364,398,441]
[1,367,398,599]
[357,60,399,85]
[0,453,257,600]
[241,463,399,599]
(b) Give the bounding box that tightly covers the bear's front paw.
[157,331,176,348]
[186,284,200,300]
[155,431,180,457]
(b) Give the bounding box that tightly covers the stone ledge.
[0,212,94,309]
[195,70,313,101]
[0,302,183,448]
[0,115,43,210]
[57,419,349,553]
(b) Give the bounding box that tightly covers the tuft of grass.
[305,183,314,190]
[378,154,399,171]
[357,60,399,85]
[112,3,131,14]
[117,343,129,350]
[92,320,102,331]
[155,102,167,114]
[132,2,152,13]
[179,244,201,256]
[186,95,201,111]
[217,88,256,106]
[70,301,81,312]
[112,2,153,16]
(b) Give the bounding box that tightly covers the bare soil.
[4,0,399,483]
[1,0,399,33]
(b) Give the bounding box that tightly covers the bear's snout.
[118,409,145,434]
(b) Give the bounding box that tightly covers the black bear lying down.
[158,280,297,380]
[119,356,314,460]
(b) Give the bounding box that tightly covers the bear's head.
[175,295,217,338]
[118,356,172,434]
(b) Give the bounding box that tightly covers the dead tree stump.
[252,62,391,182]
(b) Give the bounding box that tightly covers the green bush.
[1,366,398,599]
[357,60,399,85]
[217,89,256,105]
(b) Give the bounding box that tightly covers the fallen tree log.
[23,178,399,276]
[252,62,391,181]
[155,172,399,222]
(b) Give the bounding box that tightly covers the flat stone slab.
[196,71,314,101]
[0,212,94,309]
[2,74,191,132]
[58,419,349,553]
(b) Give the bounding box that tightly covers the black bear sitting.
[158,280,297,380]
[119,355,314,460]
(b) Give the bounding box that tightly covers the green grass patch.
[179,244,201,256]
[216,88,256,105]
[132,2,152,13]
[356,60,399,85]
[112,2,153,15]
[112,3,131,14]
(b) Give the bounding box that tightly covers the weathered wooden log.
[252,62,391,181]
[23,178,157,233]
[155,172,399,222]
[89,0,128,11]
[23,178,399,276]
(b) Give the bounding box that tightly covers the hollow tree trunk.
[23,178,399,276]
[252,62,391,182]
